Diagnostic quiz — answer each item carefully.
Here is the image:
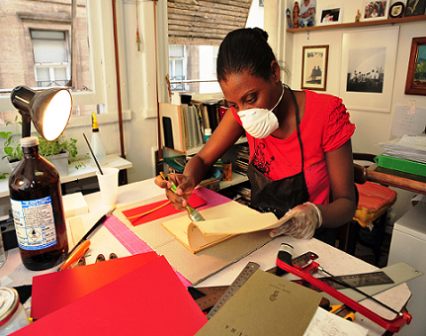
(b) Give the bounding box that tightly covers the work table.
[0,178,413,336]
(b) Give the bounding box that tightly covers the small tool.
[329,304,356,322]
[83,133,103,175]
[159,172,205,222]
[58,240,91,271]
[275,243,294,276]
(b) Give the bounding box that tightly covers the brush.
[160,172,205,222]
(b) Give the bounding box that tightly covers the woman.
[155,28,357,244]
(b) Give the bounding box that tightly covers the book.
[195,270,321,336]
[161,201,297,254]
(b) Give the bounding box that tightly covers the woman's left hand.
[270,202,322,239]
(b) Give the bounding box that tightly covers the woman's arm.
[317,139,357,228]
[155,108,244,209]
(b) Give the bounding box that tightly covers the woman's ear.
[270,61,281,83]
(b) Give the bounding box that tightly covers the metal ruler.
[205,262,260,319]
[191,251,401,315]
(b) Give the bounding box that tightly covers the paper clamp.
[275,258,411,333]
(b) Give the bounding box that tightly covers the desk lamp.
[10,86,72,140]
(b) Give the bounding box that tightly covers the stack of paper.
[379,135,426,164]
[23,254,207,335]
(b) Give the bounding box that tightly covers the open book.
[162,201,297,254]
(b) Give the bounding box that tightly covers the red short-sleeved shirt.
[232,90,355,205]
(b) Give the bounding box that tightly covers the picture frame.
[389,1,405,18]
[301,45,329,91]
[317,5,343,25]
[339,26,399,113]
[405,37,426,96]
[404,0,426,17]
[361,0,389,21]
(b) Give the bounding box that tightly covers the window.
[0,0,119,123]
[169,45,186,91]
[166,0,263,95]
[31,30,71,88]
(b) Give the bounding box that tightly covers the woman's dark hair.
[217,28,277,82]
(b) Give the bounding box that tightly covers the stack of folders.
[235,143,250,176]
[379,135,426,164]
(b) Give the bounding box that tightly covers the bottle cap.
[0,287,19,327]
[92,112,99,131]
[204,128,212,136]
[20,136,38,147]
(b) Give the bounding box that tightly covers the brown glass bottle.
[9,137,68,271]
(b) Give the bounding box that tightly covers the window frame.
[0,0,120,117]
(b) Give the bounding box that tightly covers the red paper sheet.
[122,193,206,226]
[31,252,159,319]
[19,256,207,336]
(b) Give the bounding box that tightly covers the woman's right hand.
[154,173,196,210]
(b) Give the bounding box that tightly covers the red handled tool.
[276,258,411,333]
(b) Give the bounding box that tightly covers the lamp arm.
[21,113,32,138]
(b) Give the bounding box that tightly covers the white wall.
[265,0,426,222]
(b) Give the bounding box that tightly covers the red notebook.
[20,256,207,336]
[32,252,159,319]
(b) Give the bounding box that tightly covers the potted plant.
[38,136,87,175]
[0,116,23,172]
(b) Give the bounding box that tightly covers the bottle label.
[11,196,58,251]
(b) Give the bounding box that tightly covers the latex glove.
[269,202,322,239]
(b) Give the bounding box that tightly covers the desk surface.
[368,163,426,194]
[0,154,132,198]
[0,178,412,336]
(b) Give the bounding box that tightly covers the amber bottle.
[9,137,68,271]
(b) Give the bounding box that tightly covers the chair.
[336,153,397,266]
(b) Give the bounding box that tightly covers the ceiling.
[167,0,252,45]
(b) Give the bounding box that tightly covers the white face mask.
[237,86,284,138]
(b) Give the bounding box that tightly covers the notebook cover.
[31,252,159,319]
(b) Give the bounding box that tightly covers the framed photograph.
[389,1,405,18]
[339,26,399,113]
[405,0,426,16]
[317,5,343,25]
[405,37,426,95]
[301,45,329,91]
[361,0,389,21]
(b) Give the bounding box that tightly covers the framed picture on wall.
[301,45,329,91]
[404,0,426,17]
[405,37,426,95]
[361,0,389,21]
[339,26,399,113]
[317,5,343,25]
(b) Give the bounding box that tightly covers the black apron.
[247,87,334,244]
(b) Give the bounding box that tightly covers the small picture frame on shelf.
[301,45,329,91]
[404,0,426,17]
[361,0,389,21]
[405,37,426,95]
[389,2,405,18]
[317,5,343,25]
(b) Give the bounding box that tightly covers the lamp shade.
[11,86,72,141]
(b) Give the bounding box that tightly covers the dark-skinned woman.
[155,28,357,245]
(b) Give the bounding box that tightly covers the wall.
[265,0,426,222]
